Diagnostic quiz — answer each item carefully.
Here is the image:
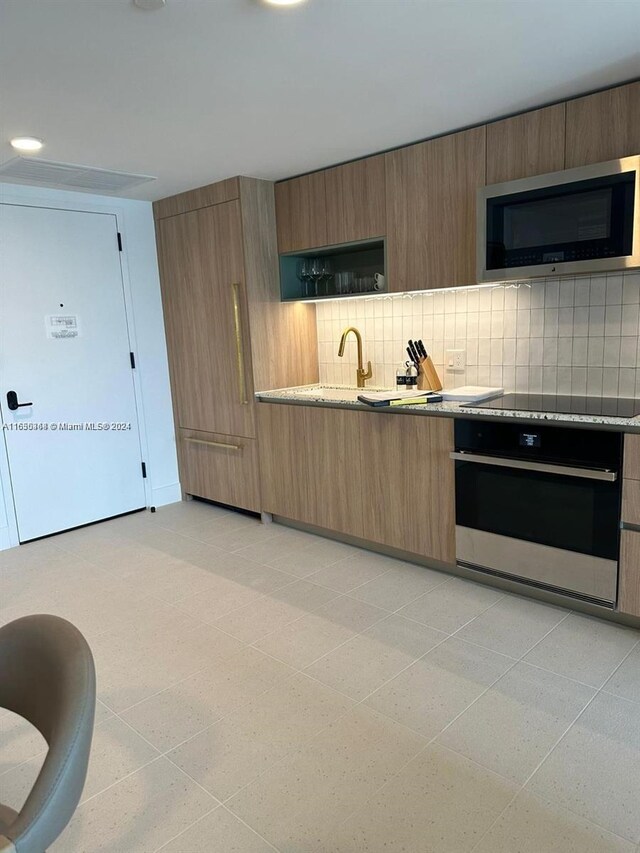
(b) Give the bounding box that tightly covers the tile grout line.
[469,634,640,851]
[303,608,583,847]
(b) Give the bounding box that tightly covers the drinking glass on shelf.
[309,258,324,297]
[320,258,333,296]
[296,258,313,298]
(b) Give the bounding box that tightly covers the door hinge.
[141,462,147,479]
[117,232,123,252]
[129,352,136,369]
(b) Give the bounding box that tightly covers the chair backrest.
[0,615,96,853]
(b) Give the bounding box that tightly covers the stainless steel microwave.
[477,155,640,282]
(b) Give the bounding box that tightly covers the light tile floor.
[1,500,639,852]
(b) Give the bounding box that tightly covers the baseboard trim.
[151,482,182,507]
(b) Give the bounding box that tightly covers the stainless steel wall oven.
[452,419,623,606]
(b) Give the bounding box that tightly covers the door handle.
[449,451,617,482]
[231,282,249,406]
[6,391,33,411]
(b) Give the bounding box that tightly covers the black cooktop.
[468,393,640,418]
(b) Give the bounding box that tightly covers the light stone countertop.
[256,384,640,433]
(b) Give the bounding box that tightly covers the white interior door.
[0,204,146,541]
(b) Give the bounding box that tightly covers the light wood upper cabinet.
[565,81,640,167]
[324,156,386,245]
[258,403,364,539]
[275,172,327,253]
[157,200,255,440]
[360,413,455,563]
[486,104,566,184]
[385,126,486,292]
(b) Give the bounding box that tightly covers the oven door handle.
[449,451,617,482]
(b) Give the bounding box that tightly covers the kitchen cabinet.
[619,530,640,618]
[258,402,455,564]
[623,433,640,480]
[275,172,327,253]
[178,428,260,513]
[324,156,386,246]
[385,126,486,292]
[565,81,640,167]
[155,177,318,510]
[258,403,364,538]
[359,412,455,563]
[275,156,386,254]
[157,200,255,440]
[486,104,566,184]
[622,479,640,527]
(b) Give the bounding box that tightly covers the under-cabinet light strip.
[302,280,531,303]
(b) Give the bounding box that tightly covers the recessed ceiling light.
[10,137,44,152]
[133,0,166,9]
[262,0,307,6]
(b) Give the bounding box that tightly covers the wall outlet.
[446,349,466,371]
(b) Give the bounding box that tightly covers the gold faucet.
[337,326,372,388]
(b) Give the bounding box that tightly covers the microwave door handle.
[449,451,617,482]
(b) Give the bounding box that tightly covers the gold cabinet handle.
[231,282,249,406]
[185,437,242,451]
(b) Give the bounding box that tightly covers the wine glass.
[309,258,324,297]
[296,258,312,298]
[320,258,333,296]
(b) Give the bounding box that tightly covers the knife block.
[417,356,443,392]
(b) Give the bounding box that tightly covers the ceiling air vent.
[0,157,155,194]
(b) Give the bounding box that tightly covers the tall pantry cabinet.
[154,176,318,512]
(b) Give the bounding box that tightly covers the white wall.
[0,182,180,549]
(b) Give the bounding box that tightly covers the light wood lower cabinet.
[359,413,455,564]
[258,403,456,565]
[622,479,640,527]
[623,434,640,481]
[178,428,260,513]
[619,529,640,618]
[258,404,363,538]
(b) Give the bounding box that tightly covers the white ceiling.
[1,0,639,202]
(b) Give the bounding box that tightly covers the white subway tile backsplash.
[558,307,574,337]
[559,278,575,307]
[587,367,604,396]
[588,305,605,337]
[545,279,560,308]
[587,337,604,367]
[623,272,640,304]
[621,302,640,336]
[605,274,623,305]
[316,274,640,396]
[574,277,591,306]
[543,337,558,366]
[557,367,572,394]
[544,308,559,337]
[529,337,544,367]
[571,367,587,395]
[603,337,621,368]
[620,336,639,368]
[557,337,573,367]
[589,277,606,306]
[572,337,588,367]
[516,338,530,367]
[503,309,517,338]
[619,368,636,397]
[604,304,622,337]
